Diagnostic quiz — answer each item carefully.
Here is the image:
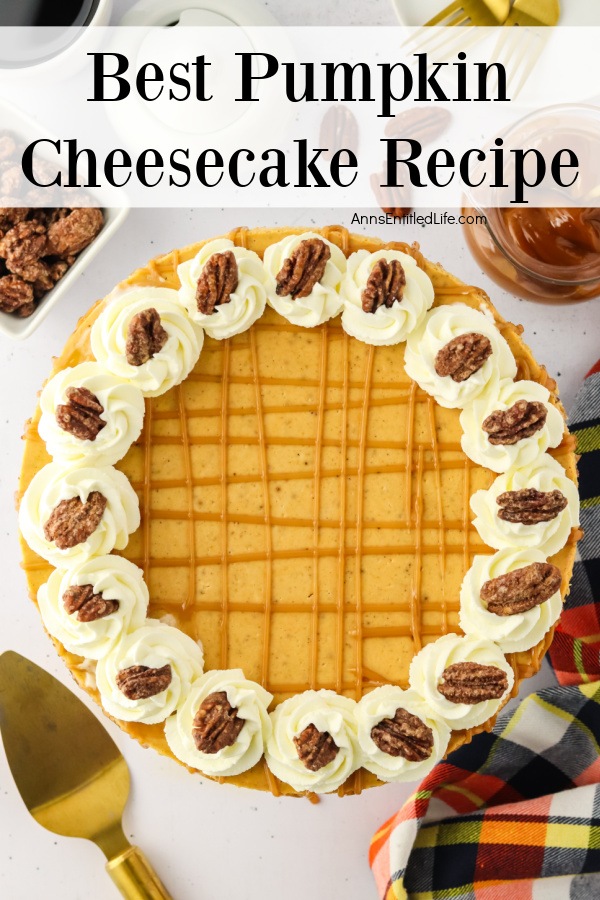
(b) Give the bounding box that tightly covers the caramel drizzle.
[142,399,152,581]
[178,384,197,609]
[220,341,230,668]
[310,324,328,688]
[427,395,447,634]
[336,333,350,694]
[142,511,481,530]
[142,598,462,618]
[355,346,374,698]
[353,345,373,796]
[463,458,471,575]
[411,446,424,653]
[250,329,273,686]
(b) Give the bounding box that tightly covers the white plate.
[0,100,128,341]
[390,0,600,26]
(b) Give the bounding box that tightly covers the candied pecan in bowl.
[0,219,49,283]
[46,208,104,257]
[0,274,35,317]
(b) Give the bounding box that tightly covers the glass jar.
[462,206,600,303]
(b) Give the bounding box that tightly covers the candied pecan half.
[438,661,508,704]
[434,332,493,383]
[195,250,238,315]
[0,167,23,196]
[481,562,562,616]
[275,238,331,299]
[46,208,104,257]
[0,207,29,234]
[482,400,548,445]
[56,386,106,442]
[192,690,245,753]
[0,219,49,283]
[0,274,35,317]
[125,308,168,366]
[496,488,568,524]
[293,723,339,771]
[369,169,412,218]
[43,491,107,550]
[62,583,119,622]
[370,707,434,761]
[116,664,172,700]
[361,259,406,313]
[320,104,359,161]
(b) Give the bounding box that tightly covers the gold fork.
[424,0,510,27]
[406,0,510,66]
[493,0,561,98]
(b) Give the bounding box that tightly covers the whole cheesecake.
[18,226,580,798]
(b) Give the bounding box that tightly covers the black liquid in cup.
[0,0,100,27]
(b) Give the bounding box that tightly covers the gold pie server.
[0,650,172,900]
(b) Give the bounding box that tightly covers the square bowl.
[0,99,129,341]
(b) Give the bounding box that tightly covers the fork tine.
[510,31,547,98]
[403,22,475,61]
[424,0,463,27]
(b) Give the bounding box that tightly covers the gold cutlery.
[492,0,561,97]
[424,0,510,27]
[0,650,172,900]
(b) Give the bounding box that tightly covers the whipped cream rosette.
[459,548,563,654]
[341,248,434,346]
[263,232,346,327]
[409,633,514,730]
[165,669,273,777]
[91,286,203,398]
[460,378,564,474]
[177,238,267,339]
[19,462,140,567]
[470,453,580,557]
[37,555,149,660]
[357,685,450,782]
[96,620,204,725]
[265,690,359,793]
[38,362,145,468]
[404,303,517,409]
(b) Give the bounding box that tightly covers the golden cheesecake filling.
[18,226,579,796]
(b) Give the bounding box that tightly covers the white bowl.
[0,99,128,341]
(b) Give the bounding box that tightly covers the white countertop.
[1,205,599,900]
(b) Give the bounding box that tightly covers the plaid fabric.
[370,364,600,900]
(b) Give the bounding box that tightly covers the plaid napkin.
[370,362,600,900]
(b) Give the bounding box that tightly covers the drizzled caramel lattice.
[19,225,578,797]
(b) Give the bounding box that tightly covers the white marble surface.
[1,205,598,900]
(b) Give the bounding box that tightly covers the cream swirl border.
[23,232,577,793]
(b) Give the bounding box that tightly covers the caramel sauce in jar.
[463,206,600,302]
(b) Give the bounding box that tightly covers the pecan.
[43,491,107,550]
[438,661,508,704]
[275,238,331,299]
[0,135,17,161]
[434,332,493,383]
[482,562,562,616]
[0,207,29,234]
[125,308,168,366]
[0,166,23,196]
[496,488,568,524]
[384,106,452,143]
[62,583,119,622]
[320,104,359,161]
[46,208,104,257]
[0,274,35,317]
[56,386,106,442]
[370,707,434,761]
[369,168,412,218]
[0,219,48,283]
[195,250,239,315]
[482,400,548,445]
[361,259,406,313]
[116,664,172,700]
[191,690,245,753]
[293,723,339,771]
